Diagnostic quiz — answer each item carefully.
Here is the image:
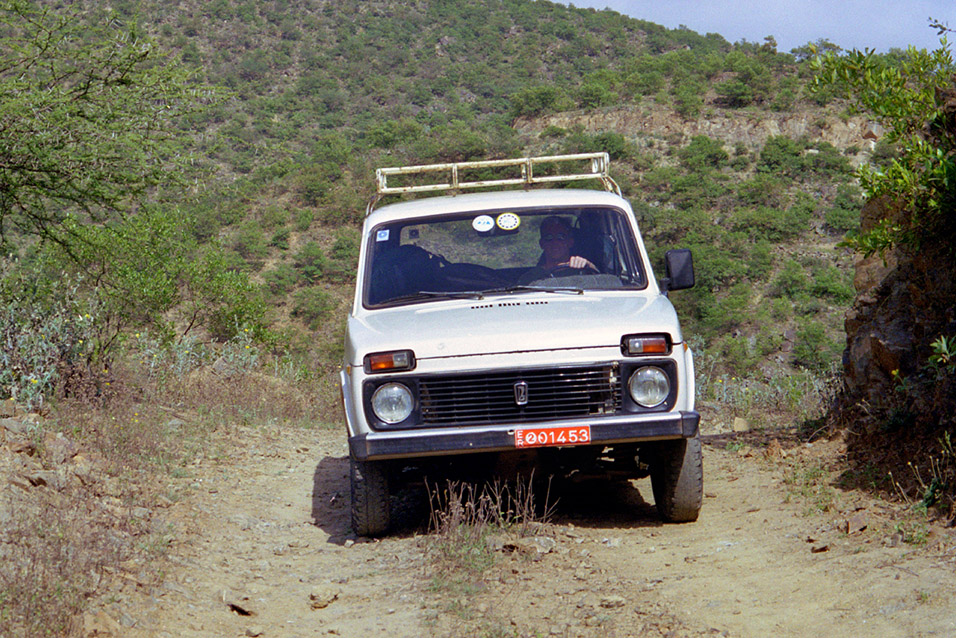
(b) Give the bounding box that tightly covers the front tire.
[650,436,703,523]
[350,455,391,537]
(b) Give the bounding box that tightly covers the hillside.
[122,0,866,385]
[0,0,880,434]
[7,3,952,635]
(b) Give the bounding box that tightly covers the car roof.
[365,189,631,226]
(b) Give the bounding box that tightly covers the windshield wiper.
[381,286,584,306]
[469,285,584,296]
[381,290,486,305]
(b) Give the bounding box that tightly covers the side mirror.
[661,249,695,293]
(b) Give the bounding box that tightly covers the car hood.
[346,293,682,363]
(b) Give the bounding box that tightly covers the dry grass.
[0,487,134,638]
[0,339,329,637]
[424,477,555,586]
[422,478,556,638]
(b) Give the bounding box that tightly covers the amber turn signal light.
[364,350,416,373]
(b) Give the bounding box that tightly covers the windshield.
[363,206,647,307]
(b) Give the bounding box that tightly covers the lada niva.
[340,153,701,536]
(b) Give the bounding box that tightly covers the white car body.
[342,157,702,535]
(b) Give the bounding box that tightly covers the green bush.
[757,136,804,176]
[714,78,754,107]
[292,288,336,329]
[539,125,568,138]
[232,222,269,261]
[510,85,563,117]
[729,204,811,242]
[563,130,631,160]
[793,320,842,372]
[736,174,787,208]
[294,241,328,283]
[672,84,704,118]
[263,263,299,296]
[577,82,615,109]
[270,227,291,250]
[772,259,808,297]
[747,241,774,280]
[824,184,863,233]
[324,228,361,282]
[678,136,728,171]
[715,334,760,375]
[0,268,98,410]
[808,264,855,302]
[701,282,751,333]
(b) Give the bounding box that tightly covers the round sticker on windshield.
[496,213,520,231]
[472,215,494,232]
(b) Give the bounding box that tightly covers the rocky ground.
[4,409,956,638]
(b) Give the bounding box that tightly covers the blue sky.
[562,1,952,53]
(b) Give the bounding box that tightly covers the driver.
[536,216,595,272]
[518,216,596,284]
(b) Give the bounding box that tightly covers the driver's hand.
[567,256,592,269]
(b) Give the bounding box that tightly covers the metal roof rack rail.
[366,152,620,214]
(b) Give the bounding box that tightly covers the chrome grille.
[419,364,621,426]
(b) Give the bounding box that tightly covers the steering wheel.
[549,264,599,278]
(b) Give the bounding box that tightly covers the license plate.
[514,425,591,449]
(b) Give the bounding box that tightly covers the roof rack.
[366,152,620,214]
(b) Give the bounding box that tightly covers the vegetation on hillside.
[2,0,869,408]
[1,0,951,631]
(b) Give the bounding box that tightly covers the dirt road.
[101,422,956,638]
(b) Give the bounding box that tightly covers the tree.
[0,1,219,254]
[0,1,261,357]
[811,41,956,255]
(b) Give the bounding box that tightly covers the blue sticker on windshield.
[376,229,390,242]
[472,215,494,232]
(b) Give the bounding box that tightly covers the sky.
[561,1,953,53]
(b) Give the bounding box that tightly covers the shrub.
[793,320,842,372]
[563,130,631,160]
[510,85,563,117]
[293,241,328,283]
[678,135,728,171]
[263,263,299,296]
[672,84,703,118]
[291,288,336,329]
[824,184,863,233]
[270,227,291,250]
[809,264,855,302]
[747,241,774,280]
[0,268,100,410]
[715,334,760,375]
[576,82,615,108]
[714,78,754,107]
[231,222,269,261]
[772,259,808,297]
[701,282,751,333]
[730,204,811,242]
[757,136,804,176]
[736,174,787,208]
[539,125,567,138]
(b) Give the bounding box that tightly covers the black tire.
[650,436,703,523]
[350,455,391,537]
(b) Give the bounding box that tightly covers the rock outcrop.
[517,104,875,156]
[835,85,956,516]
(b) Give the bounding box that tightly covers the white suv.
[340,154,701,536]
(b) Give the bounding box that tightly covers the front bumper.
[349,410,700,461]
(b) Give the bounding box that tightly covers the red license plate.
[514,425,591,449]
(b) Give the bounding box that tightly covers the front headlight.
[628,366,670,408]
[371,382,414,424]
